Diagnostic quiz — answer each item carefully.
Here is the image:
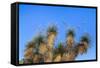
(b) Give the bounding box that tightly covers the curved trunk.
[78,42,88,54]
[78,45,85,54]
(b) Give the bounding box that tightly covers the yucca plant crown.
[26,42,35,49]
[34,35,45,45]
[32,34,46,54]
[76,34,90,54]
[80,34,90,44]
[66,29,75,37]
[47,25,57,35]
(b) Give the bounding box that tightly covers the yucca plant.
[24,41,35,64]
[47,25,57,35]
[67,29,75,37]
[66,29,75,48]
[32,35,47,62]
[32,35,45,52]
[47,25,57,48]
[23,24,91,63]
[81,34,90,44]
[78,34,90,54]
[34,35,45,45]
[45,25,58,62]
[26,42,35,49]
[36,35,47,53]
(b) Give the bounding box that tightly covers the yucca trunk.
[32,54,40,63]
[66,35,74,48]
[79,35,90,54]
[54,54,61,62]
[78,42,88,54]
[47,33,55,49]
[24,48,33,59]
[36,42,48,62]
[46,33,56,62]
[62,54,74,61]
[39,43,48,55]
[83,42,88,50]
[24,48,33,63]
[62,49,77,61]
[78,45,86,54]
[44,51,53,62]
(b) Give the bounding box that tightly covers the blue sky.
[19,4,96,61]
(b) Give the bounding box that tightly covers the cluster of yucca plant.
[21,25,90,64]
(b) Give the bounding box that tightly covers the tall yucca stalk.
[62,29,76,61]
[77,34,90,54]
[47,25,57,49]
[46,25,57,62]
[66,29,75,48]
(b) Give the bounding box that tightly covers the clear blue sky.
[19,4,96,61]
